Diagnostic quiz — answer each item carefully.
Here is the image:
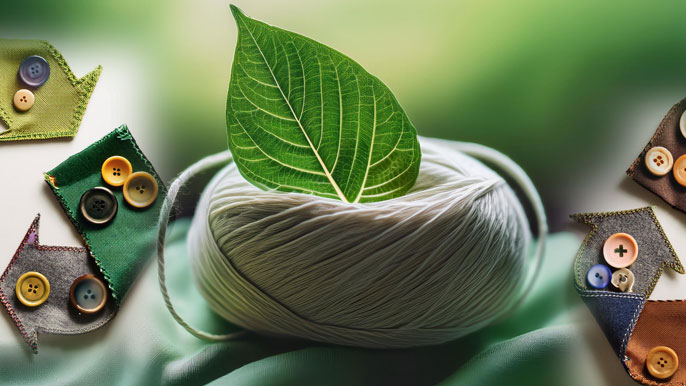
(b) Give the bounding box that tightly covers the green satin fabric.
[0,221,622,385]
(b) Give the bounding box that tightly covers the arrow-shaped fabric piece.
[0,39,101,141]
[626,96,686,213]
[571,207,684,297]
[0,215,116,353]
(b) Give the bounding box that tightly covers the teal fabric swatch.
[44,125,166,302]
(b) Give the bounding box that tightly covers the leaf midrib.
[238,16,348,202]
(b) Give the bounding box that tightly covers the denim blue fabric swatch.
[578,290,645,358]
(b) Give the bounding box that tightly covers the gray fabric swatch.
[0,215,116,353]
[571,207,684,297]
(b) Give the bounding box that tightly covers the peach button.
[602,233,638,268]
[646,345,679,379]
[674,155,686,187]
[13,89,35,112]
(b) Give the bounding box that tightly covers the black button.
[79,187,118,225]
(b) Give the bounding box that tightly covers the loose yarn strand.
[156,137,548,346]
[157,151,245,341]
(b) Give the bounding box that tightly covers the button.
[674,155,686,187]
[645,146,674,176]
[680,110,686,140]
[69,274,107,314]
[79,187,118,225]
[646,346,679,379]
[18,55,50,88]
[603,233,638,268]
[611,267,635,292]
[586,264,612,289]
[15,271,50,307]
[123,172,158,208]
[13,89,35,112]
[101,156,132,187]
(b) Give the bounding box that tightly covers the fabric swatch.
[0,215,116,353]
[625,300,686,385]
[577,290,644,358]
[626,97,686,213]
[0,39,101,141]
[44,125,166,302]
[571,207,683,298]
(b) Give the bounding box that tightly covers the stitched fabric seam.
[570,206,684,297]
[0,40,101,141]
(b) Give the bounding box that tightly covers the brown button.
[674,155,686,187]
[646,346,679,379]
[13,89,35,112]
[122,172,158,208]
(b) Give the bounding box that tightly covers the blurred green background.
[3,0,686,230]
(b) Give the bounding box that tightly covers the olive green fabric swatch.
[0,39,101,141]
[44,125,166,302]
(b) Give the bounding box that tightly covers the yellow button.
[101,156,133,187]
[15,271,50,307]
[647,346,679,379]
[645,146,673,176]
[123,172,158,208]
[674,155,686,187]
[13,89,35,112]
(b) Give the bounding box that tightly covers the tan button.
[680,110,686,140]
[647,346,679,379]
[15,271,50,307]
[674,155,686,187]
[123,172,158,208]
[603,233,638,268]
[101,156,133,187]
[645,147,673,176]
[611,267,634,292]
[13,89,35,112]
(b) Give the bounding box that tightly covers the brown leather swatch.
[626,300,686,385]
[627,97,686,213]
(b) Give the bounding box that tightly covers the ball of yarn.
[181,136,543,348]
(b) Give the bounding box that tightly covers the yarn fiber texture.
[173,136,546,349]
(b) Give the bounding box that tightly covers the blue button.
[587,264,612,289]
[69,274,107,314]
[18,55,50,88]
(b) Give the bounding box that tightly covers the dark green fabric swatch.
[44,125,166,302]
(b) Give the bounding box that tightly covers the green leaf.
[226,5,421,203]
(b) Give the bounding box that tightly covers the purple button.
[587,264,612,289]
[18,55,50,88]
